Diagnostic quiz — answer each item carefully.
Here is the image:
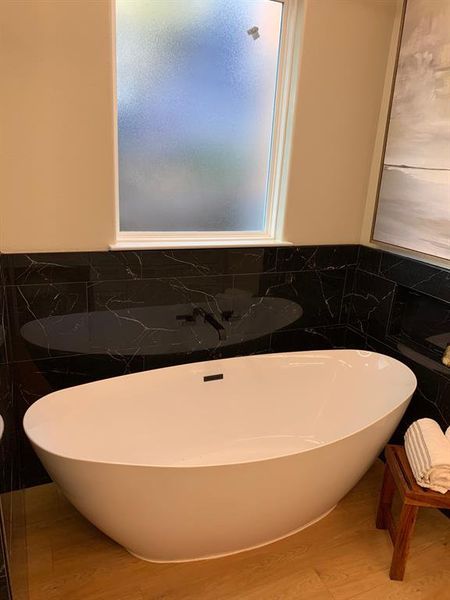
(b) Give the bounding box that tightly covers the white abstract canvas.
[373,0,450,260]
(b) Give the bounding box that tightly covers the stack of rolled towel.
[404,418,450,494]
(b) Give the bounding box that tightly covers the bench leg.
[376,464,395,530]
[389,504,418,581]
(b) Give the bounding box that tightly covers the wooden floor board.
[24,461,450,600]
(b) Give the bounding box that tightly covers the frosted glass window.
[116,0,283,232]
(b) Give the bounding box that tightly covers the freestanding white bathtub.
[23,350,416,563]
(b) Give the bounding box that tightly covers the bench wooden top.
[385,445,450,509]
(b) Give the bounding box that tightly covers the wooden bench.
[376,444,450,581]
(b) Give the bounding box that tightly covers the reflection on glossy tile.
[235,269,346,330]
[7,283,88,361]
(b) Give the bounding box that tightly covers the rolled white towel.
[404,418,450,494]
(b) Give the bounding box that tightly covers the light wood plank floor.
[25,461,450,600]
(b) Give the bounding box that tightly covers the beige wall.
[0,0,116,252]
[283,0,400,245]
[0,0,399,253]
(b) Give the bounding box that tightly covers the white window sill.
[110,238,293,251]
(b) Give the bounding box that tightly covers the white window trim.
[111,0,302,251]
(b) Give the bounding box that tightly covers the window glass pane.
[116,0,283,232]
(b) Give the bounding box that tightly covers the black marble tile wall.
[2,243,448,495]
[346,246,450,441]
[2,245,357,489]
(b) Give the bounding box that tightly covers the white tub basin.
[23,350,416,562]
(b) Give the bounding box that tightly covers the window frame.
[111,0,301,250]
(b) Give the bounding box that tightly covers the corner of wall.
[359,0,404,248]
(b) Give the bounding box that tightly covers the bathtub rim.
[23,349,417,470]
